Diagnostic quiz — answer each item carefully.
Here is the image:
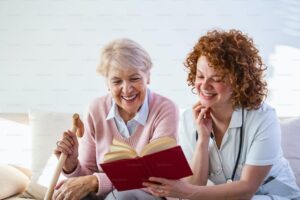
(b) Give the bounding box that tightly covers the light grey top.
[179,103,300,198]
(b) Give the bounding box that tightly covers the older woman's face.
[107,67,149,121]
[195,56,232,109]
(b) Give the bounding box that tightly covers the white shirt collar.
[106,89,149,126]
[228,107,244,129]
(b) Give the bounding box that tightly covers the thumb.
[55,179,66,190]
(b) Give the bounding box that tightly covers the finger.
[143,181,165,194]
[205,107,212,119]
[146,185,163,195]
[55,143,72,156]
[67,130,80,148]
[59,132,76,154]
[149,177,168,185]
[193,101,205,113]
[193,104,203,113]
[148,188,161,197]
[196,107,208,124]
[150,187,166,198]
[52,189,58,200]
[59,132,73,148]
[142,182,151,187]
[53,188,64,200]
[192,101,202,109]
[55,180,66,190]
[193,105,204,120]
[64,131,76,145]
[55,191,64,200]
[53,144,69,156]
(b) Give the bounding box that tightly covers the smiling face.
[107,66,149,122]
[195,56,233,109]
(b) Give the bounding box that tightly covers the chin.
[199,99,212,107]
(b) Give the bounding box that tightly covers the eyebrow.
[110,73,141,80]
[196,69,222,78]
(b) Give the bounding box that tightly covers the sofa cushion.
[29,111,73,183]
[280,117,300,187]
[0,164,30,199]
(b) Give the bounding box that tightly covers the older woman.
[53,38,179,200]
[144,30,300,199]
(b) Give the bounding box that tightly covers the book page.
[103,139,138,163]
[112,139,133,149]
[140,137,176,157]
[103,137,177,163]
[103,150,137,163]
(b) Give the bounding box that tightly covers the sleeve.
[178,108,197,164]
[245,109,282,166]
[149,98,180,142]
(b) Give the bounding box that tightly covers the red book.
[100,145,193,191]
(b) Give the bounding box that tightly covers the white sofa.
[0,112,299,199]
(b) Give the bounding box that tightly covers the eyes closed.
[196,74,224,83]
[111,76,142,85]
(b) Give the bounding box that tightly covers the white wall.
[0,0,299,116]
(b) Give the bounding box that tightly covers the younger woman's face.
[194,56,233,109]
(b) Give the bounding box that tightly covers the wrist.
[196,135,210,148]
[187,184,204,200]
[63,159,78,174]
[87,175,99,193]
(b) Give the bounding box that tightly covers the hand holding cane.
[44,113,84,200]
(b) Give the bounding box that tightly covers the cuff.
[62,161,81,177]
[93,172,113,196]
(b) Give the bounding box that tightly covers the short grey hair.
[97,38,152,77]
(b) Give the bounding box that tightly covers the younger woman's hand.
[143,177,195,199]
[193,101,212,140]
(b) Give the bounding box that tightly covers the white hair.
[97,38,152,77]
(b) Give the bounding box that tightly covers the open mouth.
[200,91,217,98]
[121,94,137,101]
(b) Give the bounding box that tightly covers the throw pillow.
[0,164,30,199]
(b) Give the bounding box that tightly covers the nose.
[122,81,133,94]
[202,79,211,89]
[196,78,211,93]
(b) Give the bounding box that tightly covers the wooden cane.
[44,113,84,200]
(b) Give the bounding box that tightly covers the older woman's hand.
[143,177,195,199]
[53,175,98,200]
[54,130,79,173]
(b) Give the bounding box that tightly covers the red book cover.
[100,146,193,191]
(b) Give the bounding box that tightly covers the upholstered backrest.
[280,117,300,187]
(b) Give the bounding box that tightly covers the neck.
[210,105,234,123]
[118,108,136,124]
[210,104,234,137]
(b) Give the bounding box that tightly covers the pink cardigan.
[65,91,179,196]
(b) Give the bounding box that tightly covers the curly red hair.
[184,29,267,110]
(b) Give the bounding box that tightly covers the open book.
[100,137,193,191]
